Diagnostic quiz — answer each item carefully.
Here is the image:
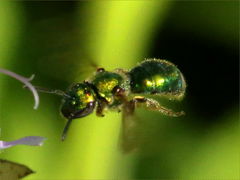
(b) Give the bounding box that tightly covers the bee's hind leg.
[132,96,185,117]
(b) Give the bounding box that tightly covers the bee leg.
[133,96,185,117]
[30,86,70,98]
[112,86,126,98]
[96,100,107,117]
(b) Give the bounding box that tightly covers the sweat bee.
[36,59,186,151]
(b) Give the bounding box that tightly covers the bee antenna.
[61,118,73,141]
[32,86,70,98]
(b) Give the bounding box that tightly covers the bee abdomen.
[129,59,186,99]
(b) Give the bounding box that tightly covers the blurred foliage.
[0,1,239,180]
[0,159,34,180]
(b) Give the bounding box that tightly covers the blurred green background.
[0,1,239,179]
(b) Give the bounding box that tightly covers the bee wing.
[120,101,142,153]
[0,159,34,180]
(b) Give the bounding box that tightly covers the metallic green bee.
[37,59,186,150]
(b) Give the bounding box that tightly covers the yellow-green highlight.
[179,111,239,179]
[0,2,23,65]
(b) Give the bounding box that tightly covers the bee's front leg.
[132,96,185,117]
[96,100,107,117]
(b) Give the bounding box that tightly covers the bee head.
[61,83,96,120]
[60,82,96,141]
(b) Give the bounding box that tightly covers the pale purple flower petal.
[0,68,39,109]
[0,136,46,150]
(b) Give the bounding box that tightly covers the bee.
[36,59,186,151]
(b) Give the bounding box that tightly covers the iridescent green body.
[61,59,186,119]
[129,59,186,99]
[91,71,124,104]
[55,59,186,141]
